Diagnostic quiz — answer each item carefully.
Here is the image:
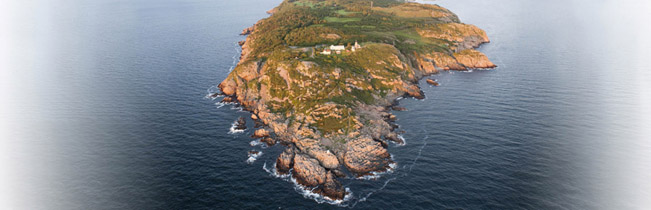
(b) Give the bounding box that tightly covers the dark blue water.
[2,0,650,209]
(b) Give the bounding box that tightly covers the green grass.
[325,17,361,23]
[293,0,316,8]
[343,25,376,29]
[314,116,346,134]
[336,9,359,16]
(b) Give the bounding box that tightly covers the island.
[218,0,495,201]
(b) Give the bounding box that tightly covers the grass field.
[336,9,359,16]
[372,3,450,18]
[293,0,316,8]
[324,17,361,23]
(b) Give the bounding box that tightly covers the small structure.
[330,45,345,52]
[321,49,332,55]
[319,43,360,55]
[352,41,362,52]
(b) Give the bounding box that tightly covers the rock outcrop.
[426,79,440,86]
[252,129,269,138]
[276,147,295,174]
[240,25,255,36]
[292,154,327,187]
[453,49,497,69]
[235,117,247,130]
[343,138,391,175]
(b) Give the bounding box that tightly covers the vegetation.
[228,0,490,137]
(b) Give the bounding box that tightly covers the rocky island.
[217,0,495,201]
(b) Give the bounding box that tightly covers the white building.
[321,49,331,55]
[352,41,362,52]
[330,45,345,52]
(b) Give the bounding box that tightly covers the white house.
[321,49,332,55]
[330,45,345,52]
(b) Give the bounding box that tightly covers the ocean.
[2,0,650,209]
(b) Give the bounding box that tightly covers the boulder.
[240,25,255,35]
[292,154,327,187]
[343,137,391,175]
[391,106,407,111]
[235,117,247,130]
[218,79,237,96]
[385,132,404,144]
[276,147,294,174]
[321,172,346,200]
[426,79,440,86]
[252,129,269,138]
[221,96,235,103]
[261,137,276,146]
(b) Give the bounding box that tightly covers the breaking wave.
[262,162,352,205]
[397,134,406,146]
[357,157,398,180]
[215,102,227,109]
[290,176,353,205]
[227,120,245,134]
[249,140,267,148]
[246,151,262,164]
[262,162,290,179]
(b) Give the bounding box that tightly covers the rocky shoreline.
[216,0,495,201]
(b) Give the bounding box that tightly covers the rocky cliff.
[216,0,495,201]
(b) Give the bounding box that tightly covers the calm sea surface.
[2,0,650,209]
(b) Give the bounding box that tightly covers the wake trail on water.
[409,134,429,173]
[347,177,397,208]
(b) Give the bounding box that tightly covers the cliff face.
[217,0,495,201]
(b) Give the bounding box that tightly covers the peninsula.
[218,0,495,201]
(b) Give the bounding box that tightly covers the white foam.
[230,105,244,112]
[246,151,262,164]
[205,86,224,100]
[357,156,398,180]
[262,162,291,179]
[228,120,245,134]
[290,176,352,205]
[228,43,242,72]
[397,134,406,146]
[249,140,267,148]
[215,102,226,109]
[262,162,352,205]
